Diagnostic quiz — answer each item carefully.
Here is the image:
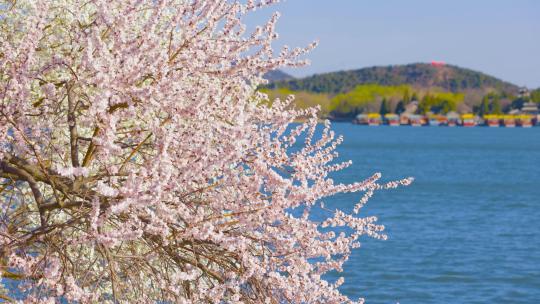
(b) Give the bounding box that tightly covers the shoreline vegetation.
[293,114,540,127]
[262,63,540,127]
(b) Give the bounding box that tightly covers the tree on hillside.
[418,95,432,114]
[511,96,529,110]
[402,90,411,104]
[531,89,540,103]
[0,1,411,303]
[395,101,406,114]
[480,96,490,116]
[411,92,419,102]
[440,100,456,114]
[491,97,502,114]
[380,98,390,115]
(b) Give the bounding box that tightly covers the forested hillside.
[265,63,520,94]
[261,63,535,120]
[263,70,294,82]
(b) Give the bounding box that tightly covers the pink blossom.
[0,1,411,303]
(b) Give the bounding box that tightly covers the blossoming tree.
[0,0,411,303]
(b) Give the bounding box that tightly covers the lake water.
[322,124,540,303]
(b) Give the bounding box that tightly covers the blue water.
[322,124,540,304]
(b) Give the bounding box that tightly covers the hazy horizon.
[245,0,540,88]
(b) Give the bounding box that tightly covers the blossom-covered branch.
[0,0,411,303]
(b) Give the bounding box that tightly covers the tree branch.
[0,161,46,226]
[1,154,104,210]
[67,80,80,167]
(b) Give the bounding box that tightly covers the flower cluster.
[0,1,411,303]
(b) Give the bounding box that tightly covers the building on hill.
[519,87,530,98]
[508,109,520,115]
[521,102,538,115]
[519,102,539,125]
[404,100,419,114]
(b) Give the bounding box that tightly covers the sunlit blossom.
[0,1,410,303]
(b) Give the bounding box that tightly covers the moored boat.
[484,114,500,127]
[503,115,516,128]
[437,115,449,126]
[517,115,533,128]
[428,114,448,126]
[367,113,382,126]
[408,114,423,127]
[399,114,410,125]
[461,114,476,127]
[352,114,369,125]
[384,113,399,126]
[428,118,440,126]
[446,111,460,127]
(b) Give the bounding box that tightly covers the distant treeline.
[330,85,463,119]
[260,84,540,120]
[261,85,463,120]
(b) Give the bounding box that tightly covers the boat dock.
[352,113,540,127]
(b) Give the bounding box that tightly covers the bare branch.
[67,80,80,167]
[0,161,46,226]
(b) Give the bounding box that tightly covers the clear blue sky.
[245,0,540,88]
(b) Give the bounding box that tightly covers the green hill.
[265,63,520,95]
[260,64,534,120]
[263,70,294,82]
